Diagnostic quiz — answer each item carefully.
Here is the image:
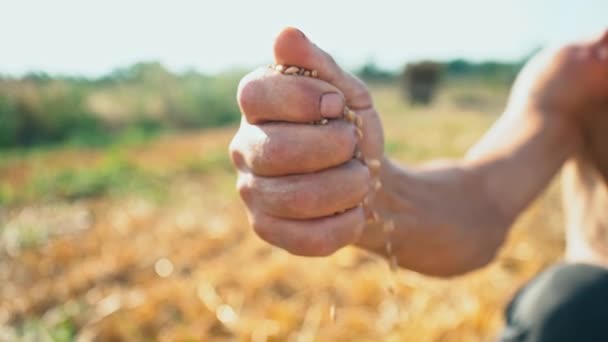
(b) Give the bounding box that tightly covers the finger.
[231,119,357,176]
[237,66,346,124]
[273,27,373,110]
[242,159,370,219]
[251,206,365,257]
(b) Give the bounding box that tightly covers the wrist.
[353,157,402,253]
[353,157,508,276]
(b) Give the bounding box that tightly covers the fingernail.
[295,28,307,40]
[320,93,344,118]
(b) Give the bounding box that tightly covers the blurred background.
[0,1,606,340]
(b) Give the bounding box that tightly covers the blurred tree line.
[356,59,522,84]
[356,58,523,106]
[0,62,243,148]
[0,57,526,149]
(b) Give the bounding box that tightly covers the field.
[0,82,566,341]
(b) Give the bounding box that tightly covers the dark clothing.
[501,263,608,342]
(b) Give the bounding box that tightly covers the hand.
[229,27,385,256]
[508,30,608,118]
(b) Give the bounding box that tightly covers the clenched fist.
[229,27,385,256]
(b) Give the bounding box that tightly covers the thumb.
[273,27,373,110]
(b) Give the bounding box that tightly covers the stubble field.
[0,82,565,341]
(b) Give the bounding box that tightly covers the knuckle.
[237,78,257,116]
[228,136,246,169]
[235,173,254,202]
[236,70,266,121]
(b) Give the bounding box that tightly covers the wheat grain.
[356,128,364,139]
[373,180,382,191]
[344,108,357,123]
[354,116,363,128]
[383,220,395,233]
[385,240,393,255]
[371,210,380,222]
[283,66,300,75]
[366,159,381,171]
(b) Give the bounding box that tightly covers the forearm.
[356,108,582,276]
[465,107,582,220]
[356,157,511,276]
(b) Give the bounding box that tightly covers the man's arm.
[230,28,608,277]
[359,107,581,276]
[359,37,608,276]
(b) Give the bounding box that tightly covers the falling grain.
[354,116,363,128]
[367,159,381,171]
[344,109,357,122]
[383,220,395,233]
[356,128,364,139]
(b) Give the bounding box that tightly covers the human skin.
[230,27,608,277]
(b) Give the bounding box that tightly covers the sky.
[1,0,606,76]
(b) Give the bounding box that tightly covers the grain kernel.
[383,221,395,233]
[371,210,380,222]
[354,115,363,128]
[373,179,382,191]
[385,240,393,255]
[389,255,399,272]
[367,159,381,170]
[345,109,356,122]
[330,304,337,321]
[356,128,364,139]
[284,66,300,75]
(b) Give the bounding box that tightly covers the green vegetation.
[0,63,244,149]
[0,146,236,206]
[30,157,156,200]
[0,156,164,205]
[0,58,524,151]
